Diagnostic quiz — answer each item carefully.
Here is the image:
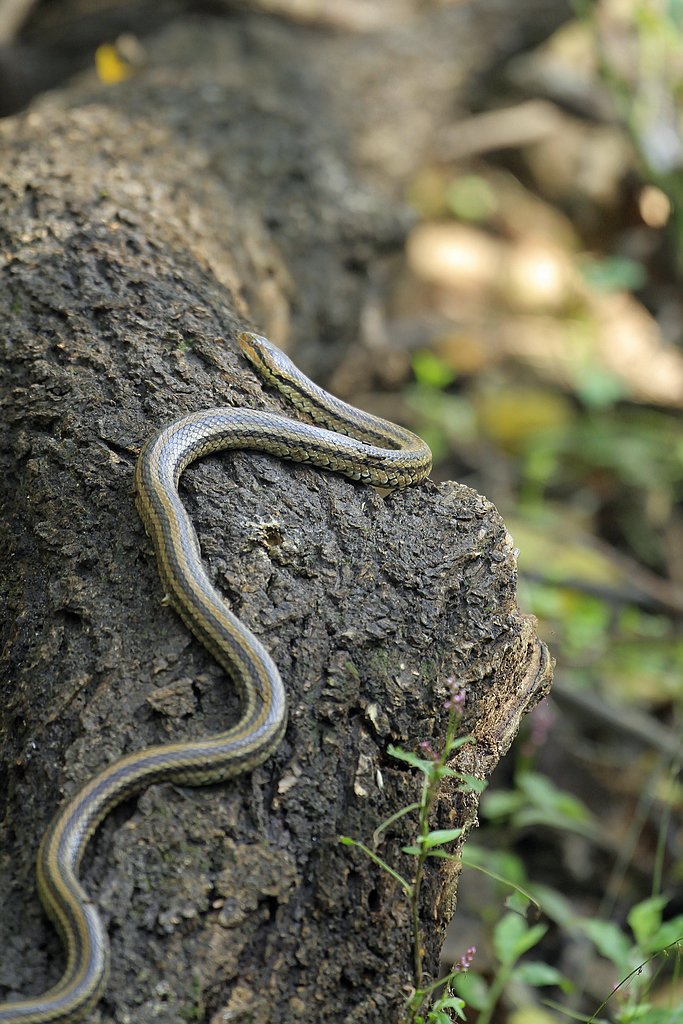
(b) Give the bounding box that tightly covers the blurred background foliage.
[370,1,683,1019]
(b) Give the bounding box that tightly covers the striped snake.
[0,331,432,1023]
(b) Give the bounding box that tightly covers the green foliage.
[449,912,561,1024]
[386,8,683,1022]
[493,913,548,965]
[520,573,683,703]
[410,317,683,700]
[628,895,669,948]
[340,679,483,1022]
[462,769,683,1023]
[571,896,683,1022]
[412,350,457,390]
[481,769,598,836]
[519,408,683,503]
[342,699,681,1023]
[406,385,476,466]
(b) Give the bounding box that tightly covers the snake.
[0,331,432,1023]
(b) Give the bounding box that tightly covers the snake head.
[237,331,295,382]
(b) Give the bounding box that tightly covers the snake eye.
[237,332,265,368]
[239,333,297,382]
[238,332,272,362]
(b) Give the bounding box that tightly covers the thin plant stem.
[409,709,460,994]
[340,677,471,1024]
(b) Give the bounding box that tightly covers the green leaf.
[577,918,632,968]
[388,744,437,775]
[451,970,489,1010]
[422,828,465,850]
[412,350,456,390]
[639,917,683,953]
[493,913,547,966]
[445,736,476,753]
[529,883,576,929]
[428,995,468,1023]
[480,789,526,819]
[455,772,488,794]
[514,960,568,989]
[428,1011,458,1024]
[627,895,667,946]
[493,912,527,959]
[460,844,528,885]
[517,771,593,824]
[507,771,598,837]
[512,807,598,838]
[617,1010,681,1024]
[434,997,467,1012]
[505,889,535,917]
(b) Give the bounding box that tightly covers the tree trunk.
[0,6,556,1022]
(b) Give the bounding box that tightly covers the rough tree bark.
[0,6,557,1023]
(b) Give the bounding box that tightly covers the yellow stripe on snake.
[0,332,431,1022]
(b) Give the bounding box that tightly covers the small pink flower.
[452,945,476,973]
[444,676,466,713]
[418,739,438,762]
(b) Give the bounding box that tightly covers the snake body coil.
[0,332,431,1023]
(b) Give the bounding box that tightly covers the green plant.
[341,688,682,1023]
[340,678,485,1022]
[479,767,599,838]
[575,896,683,1023]
[462,769,683,1023]
[451,910,566,1024]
